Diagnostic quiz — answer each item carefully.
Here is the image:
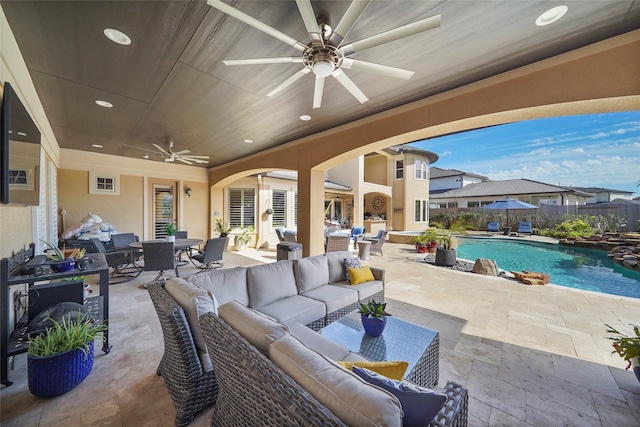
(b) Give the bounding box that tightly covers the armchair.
[364,230,388,256]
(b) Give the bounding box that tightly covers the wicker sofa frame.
[200,311,469,427]
[148,283,218,427]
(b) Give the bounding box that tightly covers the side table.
[357,240,372,260]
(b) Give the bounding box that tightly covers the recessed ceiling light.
[92,144,103,148]
[300,115,311,121]
[95,100,113,108]
[244,139,253,143]
[104,28,131,45]
[535,5,568,26]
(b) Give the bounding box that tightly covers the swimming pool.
[456,238,640,299]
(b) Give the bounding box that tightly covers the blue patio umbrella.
[481,197,538,226]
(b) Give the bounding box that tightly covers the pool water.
[456,238,640,299]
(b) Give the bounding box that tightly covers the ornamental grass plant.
[28,312,107,358]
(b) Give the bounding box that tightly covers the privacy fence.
[430,204,640,232]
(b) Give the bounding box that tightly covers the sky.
[410,111,640,197]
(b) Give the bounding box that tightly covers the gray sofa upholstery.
[187,251,384,331]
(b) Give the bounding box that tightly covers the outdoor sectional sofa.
[148,251,468,426]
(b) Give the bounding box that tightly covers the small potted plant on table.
[28,312,107,397]
[605,323,640,383]
[164,222,178,242]
[358,300,392,337]
[42,240,86,272]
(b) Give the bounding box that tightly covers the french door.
[153,184,175,239]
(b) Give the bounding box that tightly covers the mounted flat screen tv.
[1,82,42,206]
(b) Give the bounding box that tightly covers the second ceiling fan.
[207,0,441,109]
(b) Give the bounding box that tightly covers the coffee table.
[320,311,439,388]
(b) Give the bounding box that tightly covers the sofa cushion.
[302,285,358,314]
[343,256,361,282]
[325,251,354,284]
[247,260,298,309]
[218,300,289,356]
[188,266,249,306]
[337,360,408,380]
[270,335,403,427]
[352,367,447,427]
[348,266,375,285]
[258,295,326,327]
[294,255,329,292]
[331,279,384,301]
[164,278,217,372]
[289,323,351,361]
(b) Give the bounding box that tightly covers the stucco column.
[297,168,325,256]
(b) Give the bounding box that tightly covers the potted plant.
[412,228,439,254]
[215,219,232,237]
[431,219,470,267]
[42,240,86,272]
[27,312,107,397]
[358,300,392,337]
[605,323,640,382]
[234,226,254,251]
[164,222,178,242]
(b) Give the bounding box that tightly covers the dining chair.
[325,235,350,253]
[173,230,190,263]
[190,237,228,272]
[110,233,142,269]
[90,239,141,284]
[141,241,179,288]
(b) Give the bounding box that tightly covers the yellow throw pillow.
[347,266,375,285]
[337,360,409,380]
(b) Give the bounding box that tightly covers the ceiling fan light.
[312,61,334,78]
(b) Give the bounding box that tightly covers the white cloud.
[572,147,584,153]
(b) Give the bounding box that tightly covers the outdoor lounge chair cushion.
[301,284,358,314]
[269,334,403,427]
[325,251,355,283]
[353,366,447,427]
[257,295,326,327]
[218,300,289,356]
[188,266,249,306]
[288,323,366,362]
[294,255,330,292]
[247,260,298,309]
[164,278,218,372]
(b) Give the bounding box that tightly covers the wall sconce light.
[185,187,192,197]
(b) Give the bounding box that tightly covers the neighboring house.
[429,178,593,207]
[569,186,634,204]
[227,145,439,248]
[429,167,488,192]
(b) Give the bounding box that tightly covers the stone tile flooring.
[1,242,639,426]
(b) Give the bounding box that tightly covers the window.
[229,188,255,228]
[96,177,114,191]
[467,201,480,208]
[294,192,298,226]
[395,160,404,179]
[414,199,427,222]
[271,190,286,227]
[415,160,428,180]
[8,169,28,186]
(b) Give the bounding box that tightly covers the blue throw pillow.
[343,257,361,282]
[352,366,447,427]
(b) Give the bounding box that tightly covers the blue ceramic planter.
[361,314,387,337]
[51,259,75,273]
[28,341,94,398]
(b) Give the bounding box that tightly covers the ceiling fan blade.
[328,0,371,46]
[331,69,368,104]
[207,0,308,53]
[223,57,303,66]
[313,76,325,109]
[181,155,210,159]
[184,158,210,164]
[153,143,170,156]
[176,157,194,165]
[340,14,441,56]
[295,0,322,43]
[341,58,414,80]
[124,144,164,155]
[173,149,191,155]
[266,68,311,97]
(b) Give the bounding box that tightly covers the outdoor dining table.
[129,238,204,269]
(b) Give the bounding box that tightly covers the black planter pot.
[435,248,457,267]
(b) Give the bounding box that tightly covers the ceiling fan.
[207,0,441,109]
[124,141,210,165]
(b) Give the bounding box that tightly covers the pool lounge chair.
[517,222,532,237]
[486,222,499,235]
